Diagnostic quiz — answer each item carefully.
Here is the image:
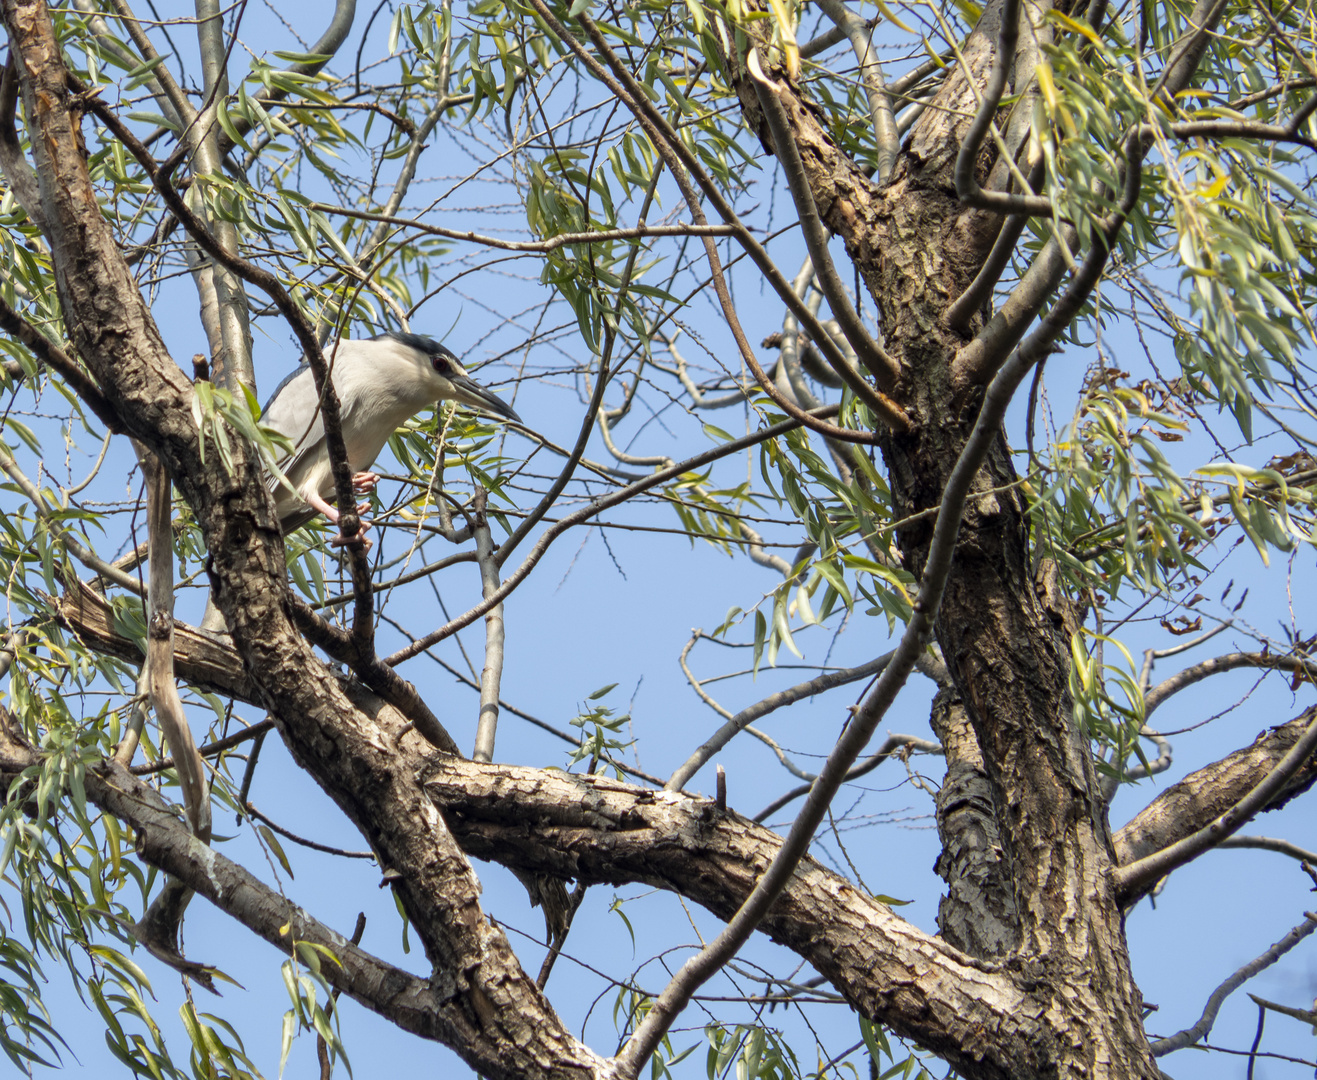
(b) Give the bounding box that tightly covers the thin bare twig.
[666,648,900,791]
[310,205,737,252]
[1149,913,1317,1055]
[1217,836,1317,863]
[0,446,143,593]
[383,406,842,665]
[245,802,374,860]
[753,732,943,821]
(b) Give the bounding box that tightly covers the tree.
[0,0,1314,1076]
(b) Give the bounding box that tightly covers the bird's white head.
[373,331,522,424]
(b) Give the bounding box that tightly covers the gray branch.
[813,0,900,181]
[1149,913,1317,1055]
[667,650,899,791]
[952,0,1053,217]
[472,489,504,764]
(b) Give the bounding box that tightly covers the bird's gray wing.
[260,364,328,492]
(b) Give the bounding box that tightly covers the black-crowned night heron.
[263,330,521,544]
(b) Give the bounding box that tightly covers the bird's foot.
[352,472,379,495]
[330,522,373,551]
[329,504,374,549]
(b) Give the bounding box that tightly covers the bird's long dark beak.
[449,373,523,424]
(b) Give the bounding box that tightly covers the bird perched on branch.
[262,330,522,545]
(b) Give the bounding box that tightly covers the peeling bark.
[930,687,1020,957]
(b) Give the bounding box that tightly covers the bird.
[260,330,521,545]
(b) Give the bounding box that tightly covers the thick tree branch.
[420,757,1052,1080]
[1114,710,1317,899]
[1114,707,1317,904]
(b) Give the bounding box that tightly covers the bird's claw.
[330,514,373,550]
[352,472,379,495]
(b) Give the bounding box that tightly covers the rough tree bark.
[716,0,1159,1073]
[0,0,1309,1078]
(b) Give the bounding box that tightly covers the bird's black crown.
[373,331,455,359]
[372,331,462,376]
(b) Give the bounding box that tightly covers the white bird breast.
[264,338,451,518]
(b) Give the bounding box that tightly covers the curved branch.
[813,0,900,181]
[1115,709,1317,901]
[666,649,899,791]
[1149,913,1317,1056]
[1144,651,1317,719]
[953,0,1054,217]
[1216,835,1317,863]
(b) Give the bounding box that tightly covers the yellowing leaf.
[1048,10,1103,45]
[1036,61,1058,113]
[765,0,800,80]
